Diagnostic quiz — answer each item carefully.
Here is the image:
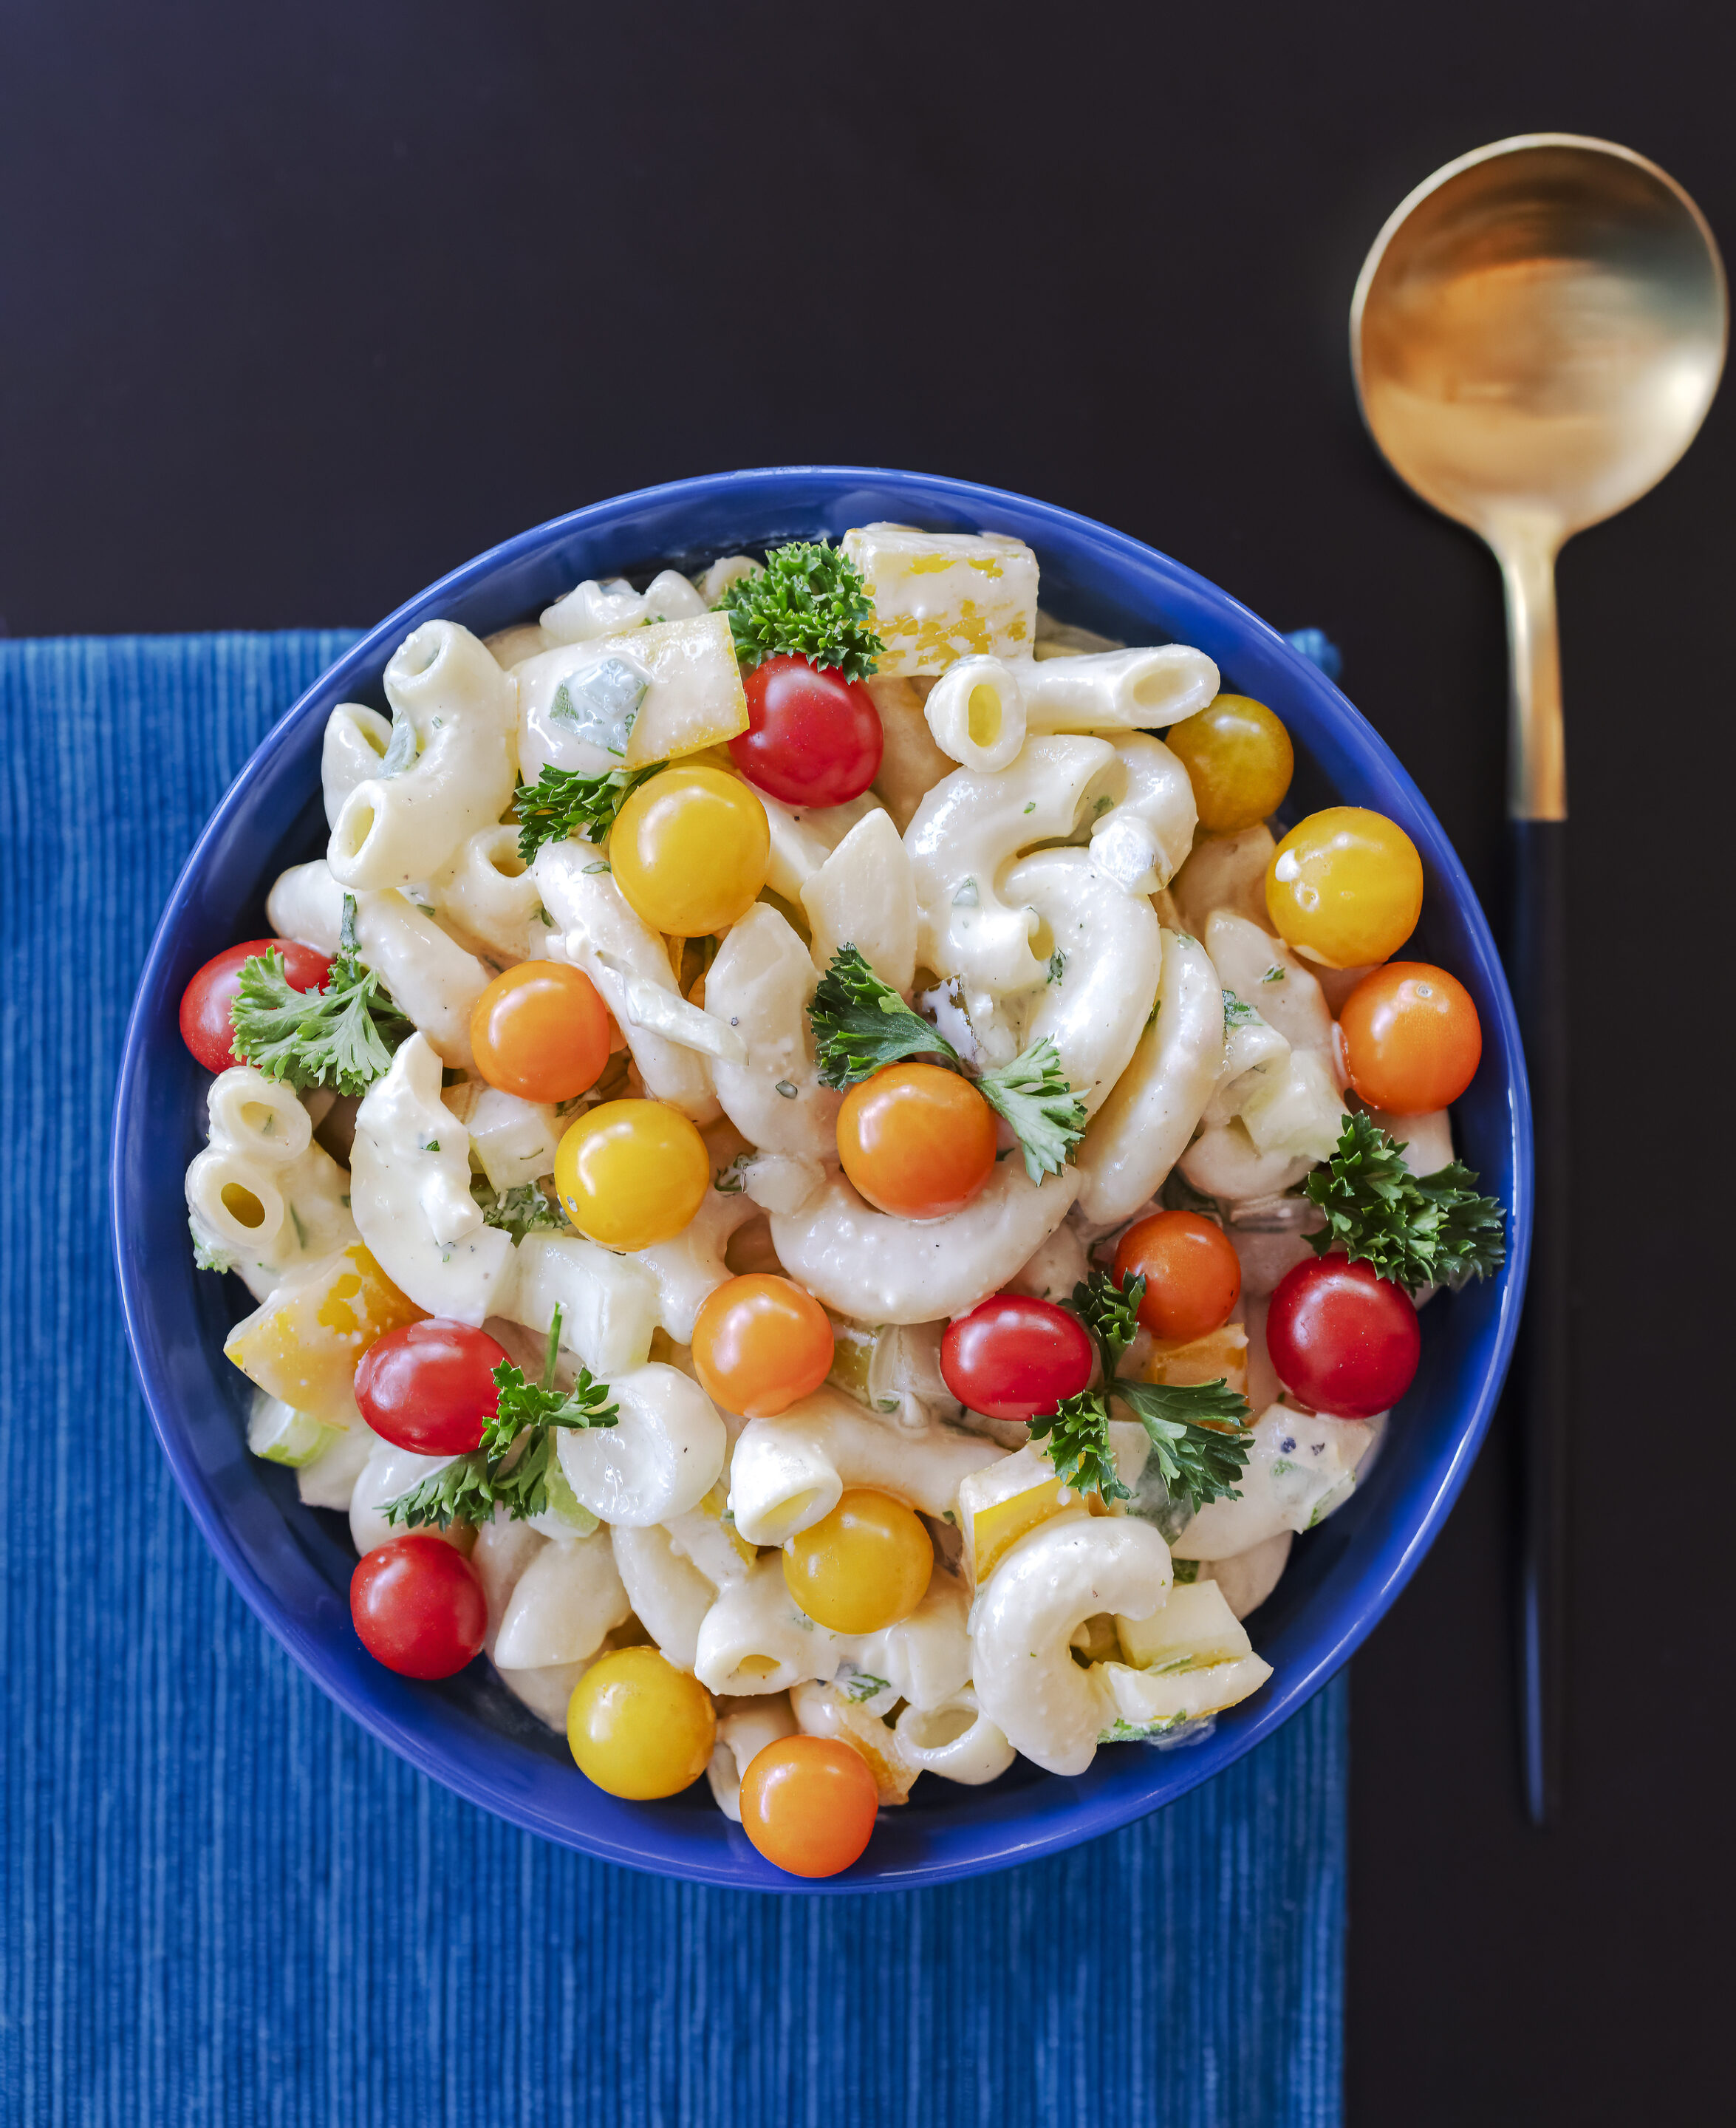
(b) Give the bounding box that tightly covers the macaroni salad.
[178,525,1504,1877]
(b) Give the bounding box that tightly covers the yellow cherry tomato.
[1264,806,1424,969]
[567,1646,717,1799]
[782,1488,933,1635]
[554,1098,708,1250]
[610,765,769,935]
[691,1274,835,1418]
[1165,693,1295,833]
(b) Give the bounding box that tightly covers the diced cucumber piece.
[247,1394,338,1469]
[532,1453,600,1539]
[549,658,648,757]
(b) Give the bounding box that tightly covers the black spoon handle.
[1507,816,1571,1826]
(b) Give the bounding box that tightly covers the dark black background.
[4,2,1731,2119]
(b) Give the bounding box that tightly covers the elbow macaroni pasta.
[186,1066,356,1298]
[726,1388,1004,1546]
[327,621,519,893]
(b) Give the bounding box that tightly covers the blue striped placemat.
[0,632,1346,2127]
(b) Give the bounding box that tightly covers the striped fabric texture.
[0,632,1346,2127]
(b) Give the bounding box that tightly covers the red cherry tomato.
[353,1318,511,1455]
[1265,1254,1421,1419]
[940,1295,1095,1420]
[179,938,331,1073]
[350,1535,487,1679]
[729,653,884,807]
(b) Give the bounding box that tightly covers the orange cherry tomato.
[739,1734,878,1878]
[470,961,610,1103]
[1339,961,1482,1114]
[1113,1210,1243,1343]
[836,1062,997,1220]
[691,1274,835,1417]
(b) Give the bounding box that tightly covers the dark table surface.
[4,4,1730,2119]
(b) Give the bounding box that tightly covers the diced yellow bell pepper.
[841,523,1039,676]
[957,1445,1110,1588]
[1114,1579,1252,1674]
[1146,1321,1248,1398]
[1096,1651,1273,1737]
[618,613,749,765]
[224,1243,424,1425]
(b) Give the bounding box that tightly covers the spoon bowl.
[1354,136,1725,551]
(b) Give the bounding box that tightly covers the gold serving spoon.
[1351,136,1725,1826]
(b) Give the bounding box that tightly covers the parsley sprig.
[1305,1112,1506,1288]
[513,763,659,864]
[1028,1271,1253,1513]
[471,1177,572,1245]
[717,541,884,681]
[808,946,1086,1183]
[230,895,409,1096]
[385,1306,617,1530]
[1028,1394,1128,1504]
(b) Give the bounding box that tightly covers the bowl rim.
[112,464,1531,1891]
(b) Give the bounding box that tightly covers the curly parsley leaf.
[1028,1392,1130,1506]
[1073,1269,1145,1379]
[808,947,1084,1181]
[471,1177,571,1246]
[1107,1379,1252,1515]
[977,1037,1087,1183]
[809,944,958,1088]
[513,763,659,864]
[1062,1267,1251,1513]
[386,1306,617,1530]
[1304,1111,1506,1288]
[1421,1168,1509,1285]
[484,1348,618,1450]
[717,540,884,681]
[229,898,409,1097]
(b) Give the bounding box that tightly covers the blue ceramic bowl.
[112,467,1530,1892]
